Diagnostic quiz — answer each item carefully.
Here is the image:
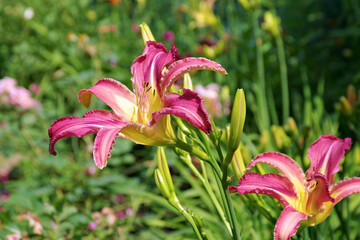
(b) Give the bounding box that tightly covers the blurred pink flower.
[17,212,43,235]
[101,207,117,225]
[50,220,57,229]
[88,221,97,230]
[116,207,132,219]
[162,31,175,42]
[113,194,125,204]
[91,212,102,225]
[116,210,125,219]
[84,165,96,176]
[91,207,117,227]
[10,87,41,109]
[5,234,21,240]
[125,207,132,216]
[0,77,41,110]
[194,83,223,118]
[131,23,141,36]
[0,154,21,183]
[29,83,40,94]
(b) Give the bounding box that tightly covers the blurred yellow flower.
[238,0,260,12]
[66,31,77,42]
[191,0,218,28]
[261,11,281,37]
[87,10,97,20]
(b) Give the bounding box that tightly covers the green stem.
[213,166,241,240]
[176,203,204,240]
[221,152,234,188]
[198,132,241,240]
[276,34,289,124]
[210,165,233,229]
[175,139,210,162]
[224,191,241,240]
[185,160,232,236]
[252,10,270,132]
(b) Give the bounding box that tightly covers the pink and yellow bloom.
[230,135,360,240]
[49,41,226,169]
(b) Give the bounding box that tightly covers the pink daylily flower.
[229,134,360,240]
[49,41,227,169]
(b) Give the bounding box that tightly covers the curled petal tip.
[161,57,227,94]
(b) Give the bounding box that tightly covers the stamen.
[307,180,318,193]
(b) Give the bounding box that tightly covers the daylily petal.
[161,57,227,95]
[78,78,137,122]
[305,174,334,220]
[246,152,306,198]
[305,135,352,185]
[331,177,360,205]
[131,41,177,95]
[229,172,298,207]
[151,89,212,134]
[49,110,124,156]
[274,206,307,240]
[119,116,175,146]
[93,128,122,169]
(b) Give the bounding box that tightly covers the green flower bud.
[157,147,175,193]
[261,11,281,37]
[192,213,205,229]
[139,23,155,44]
[271,125,291,151]
[238,0,260,12]
[228,89,246,153]
[154,168,171,199]
[183,73,193,90]
[284,117,299,138]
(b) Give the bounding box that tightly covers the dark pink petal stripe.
[247,152,306,194]
[49,109,124,156]
[274,206,307,240]
[161,57,227,95]
[151,89,212,134]
[131,41,177,95]
[229,172,297,207]
[93,128,122,169]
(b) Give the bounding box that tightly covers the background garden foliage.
[0,0,359,239]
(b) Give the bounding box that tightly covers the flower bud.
[261,11,281,37]
[154,169,171,199]
[157,147,175,193]
[284,117,298,138]
[339,96,353,115]
[271,125,291,150]
[228,89,246,153]
[238,0,260,12]
[192,213,205,229]
[347,85,356,106]
[139,23,155,44]
[183,73,193,90]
